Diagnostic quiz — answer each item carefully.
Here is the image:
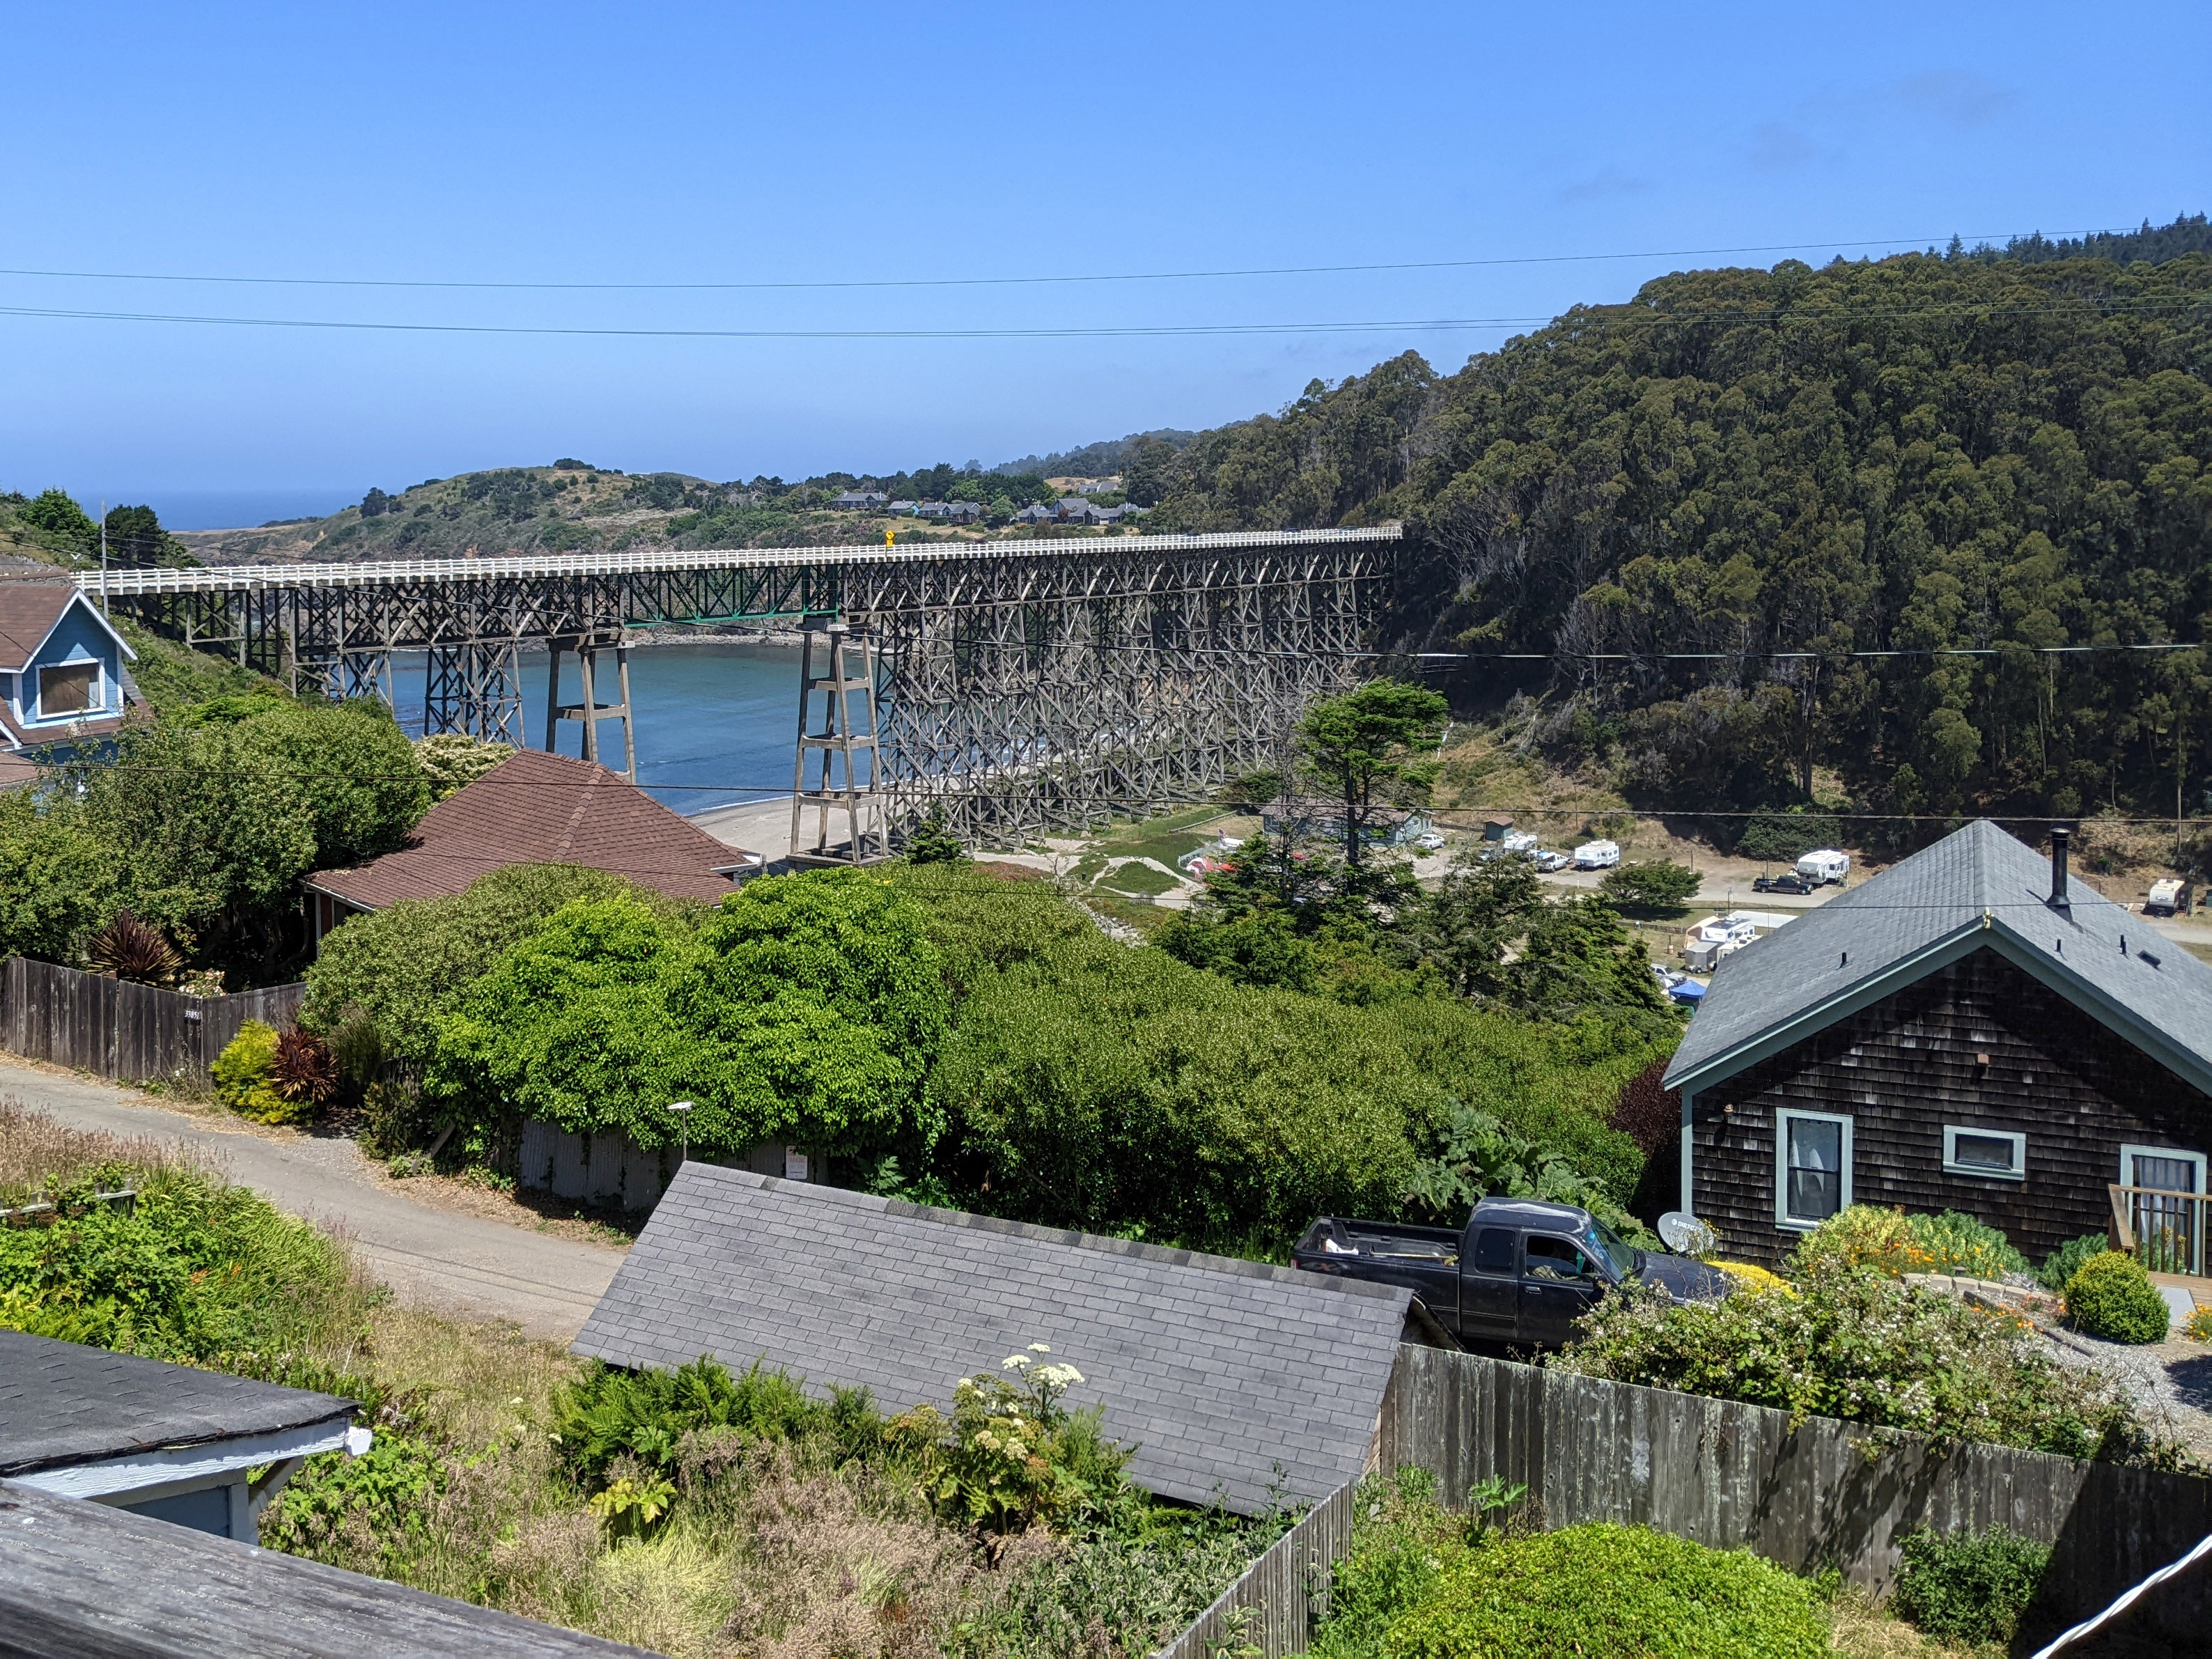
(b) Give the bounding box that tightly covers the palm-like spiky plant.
[85,910,183,985]
[270,1028,340,1108]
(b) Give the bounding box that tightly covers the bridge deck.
[79,525,1401,596]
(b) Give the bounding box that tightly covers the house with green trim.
[1665,819,2212,1271]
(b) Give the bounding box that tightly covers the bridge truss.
[88,527,1399,844]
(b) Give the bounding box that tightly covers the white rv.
[1573,839,1621,870]
[1796,849,1851,886]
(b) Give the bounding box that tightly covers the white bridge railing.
[79,524,1403,597]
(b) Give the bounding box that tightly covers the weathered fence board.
[1155,1344,2212,1658]
[1155,1477,1356,1659]
[0,956,306,1082]
[1376,1346,2211,1638]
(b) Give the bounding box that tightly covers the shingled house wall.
[1688,946,2212,1268]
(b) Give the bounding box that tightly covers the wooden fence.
[1153,1344,2212,1657]
[0,956,306,1082]
[1154,1477,1357,1659]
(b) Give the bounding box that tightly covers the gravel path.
[2041,1319,2212,1465]
[1,1061,622,1341]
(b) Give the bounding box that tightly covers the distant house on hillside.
[1668,819,2212,1272]
[916,500,982,523]
[886,499,919,515]
[302,749,762,944]
[831,490,889,512]
[0,583,142,784]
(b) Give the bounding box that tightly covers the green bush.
[550,1355,832,1487]
[301,862,682,1068]
[77,696,428,970]
[258,1432,447,1574]
[2062,1251,2172,1344]
[1903,1210,2031,1281]
[1736,810,1844,864]
[1891,1525,2050,1644]
[2038,1231,2112,1293]
[885,1342,1135,1533]
[1560,1268,2156,1459]
[1598,860,1701,912]
[430,871,951,1165]
[0,1161,364,1365]
[934,931,1440,1249]
[1381,1523,1828,1659]
[211,1019,299,1123]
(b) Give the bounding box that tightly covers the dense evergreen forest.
[1141,219,2212,838]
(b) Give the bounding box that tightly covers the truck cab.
[1291,1197,1730,1349]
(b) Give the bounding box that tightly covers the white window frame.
[36,658,105,721]
[2119,1144,2207,1193]
[1943,1125,2027,1182]
[1774,1107,1853,1231]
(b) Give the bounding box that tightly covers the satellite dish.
[1657,1211,1718,1256]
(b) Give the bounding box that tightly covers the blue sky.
[3,1,2206,527]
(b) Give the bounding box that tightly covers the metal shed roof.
[574,1165,1413,1513]
[1665,818,2212,1098]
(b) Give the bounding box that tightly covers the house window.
[2119,1145,2206,1277]
[38,662,99,717]
[1943,1126,2026,1181]
[1774,1109,1852,1230]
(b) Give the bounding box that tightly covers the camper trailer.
[1573,839,1621,870]
[2147,878,2192,917]
[1795,849,1851,886]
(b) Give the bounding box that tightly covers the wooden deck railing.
[2108,1183,2207,1277]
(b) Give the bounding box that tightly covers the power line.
[0,294,2202,344]
[0,231,2118,295]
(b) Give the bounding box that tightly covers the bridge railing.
[81,524,1403,596]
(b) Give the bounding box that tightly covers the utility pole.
[98,499,109,616]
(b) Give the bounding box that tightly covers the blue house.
[0,584,142,781]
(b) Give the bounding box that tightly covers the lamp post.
[669,1100,693,1167]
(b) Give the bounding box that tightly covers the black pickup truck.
[1291,1197,1731,1348]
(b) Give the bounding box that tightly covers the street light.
[669,1100,693,1167]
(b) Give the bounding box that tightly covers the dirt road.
[1,1062,621,1341]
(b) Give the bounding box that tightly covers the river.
[386,638,805,816]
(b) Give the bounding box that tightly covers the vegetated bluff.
[1141,217,2212,837]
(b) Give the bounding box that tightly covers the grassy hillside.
[180,458,1136,565]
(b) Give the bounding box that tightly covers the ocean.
[385,638,805,816]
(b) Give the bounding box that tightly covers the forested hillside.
[1143,230,2212,836]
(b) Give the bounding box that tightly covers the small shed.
[575,1166,1414,1513]
[0,1330,364,1540]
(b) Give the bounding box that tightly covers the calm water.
[387,639,805,816]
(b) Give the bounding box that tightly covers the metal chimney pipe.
[2050,827,2071,908]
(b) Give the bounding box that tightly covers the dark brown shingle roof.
[306,749,757,911]
[0,584,77,670]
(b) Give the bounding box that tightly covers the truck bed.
[1294,1216,1463,1265]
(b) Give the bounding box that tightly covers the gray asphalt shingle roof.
[573,1166,1412,1513]
[1665,818,2212,1096]
[0,1330,358,1477]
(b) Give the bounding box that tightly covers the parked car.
[1572,839,1621,870]
[1415,832,1447,851]
[1533,848,1570,873]
[1796,849,1851,885]
[1752,872,1816,895]
[1291,1196,1731,1349]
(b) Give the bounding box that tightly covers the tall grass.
[0,1100,1277,1656]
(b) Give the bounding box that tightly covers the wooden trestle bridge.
[83,526,1399,849]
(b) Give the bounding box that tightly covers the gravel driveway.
[1,1061,622,1341]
